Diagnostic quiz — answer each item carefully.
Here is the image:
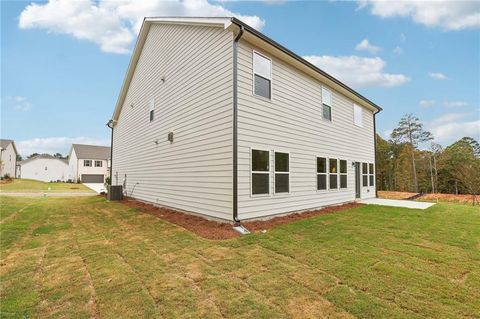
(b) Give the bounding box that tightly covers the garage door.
[81,174,104,183]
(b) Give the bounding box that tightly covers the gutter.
[107,120,115,185]
[232,24,244,224]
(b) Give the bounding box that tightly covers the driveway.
[360,198,435,209]
[82,183,107,194]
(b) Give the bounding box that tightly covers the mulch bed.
[119,198,362,240]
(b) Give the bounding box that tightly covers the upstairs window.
[95,160,103,167]
[354,104,363,127]
[274,152,289,194]
[340,160,347,189]
[149,98,155,122]
[317,157,327,191]
[84,160,92,167]
[251,149,270,195]
[322,87,332,121]
[362,162,368,187]
[329,158,338,189]
[253,52,272,99]
[369,163,375,186]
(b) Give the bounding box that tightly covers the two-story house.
[109,17,381,222]
[68,144,111,183]
[0,139,18,178]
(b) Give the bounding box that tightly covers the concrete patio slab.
[360,198,435,210]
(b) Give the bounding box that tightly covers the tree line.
[376,113,480,203]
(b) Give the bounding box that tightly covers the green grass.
[1,196,479,318]
[0,179,94,193]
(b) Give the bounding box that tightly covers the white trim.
[321,86,333,122]
[252,50,273,101]
[250,147,271,197]
[273,151,290,195]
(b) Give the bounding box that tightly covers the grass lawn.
[0,179,94,193]
[1,196,479,318]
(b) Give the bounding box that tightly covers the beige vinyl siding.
[237,40,376,220]
[112,23,233,220]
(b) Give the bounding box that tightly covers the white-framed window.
[253,51,272,99]
[84,160,92,167]
[274,152,289,194]
[316,157,327,191]
[369,163,375,186]
[353,104,363,127]
[340,159,347,189]
[95,160,103,167]
[149,97,155,122]
[322,87,332,121]
[362,162,368,187]
[329,158,338,189]
[251,149,270,195]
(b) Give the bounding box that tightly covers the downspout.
[232,24,244,224]
[373,111,378,198]
[107,120,115,185]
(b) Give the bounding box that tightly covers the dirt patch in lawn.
[378,191,418,200]
[419,193,478,205]
[119,198,362,240]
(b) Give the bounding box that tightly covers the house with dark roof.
[17,154,68,182]
[108,17,380,221]
[0,139,18,178]
[68,144,111,183]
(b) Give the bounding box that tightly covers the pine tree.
[391,114,433,193]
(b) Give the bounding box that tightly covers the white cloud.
[429,72,447,80]
[393,46,403,54]
[443,101,468,108]
[11,96,32,112]
[17,137,109,158]
[355,38,381,54]
[303,55,410,88]
[427,112,480,143]
[3,96,32,111]
[383,129,393,139]
[420,99,436,108]
[358,0,480,31]
[18,0,265,54]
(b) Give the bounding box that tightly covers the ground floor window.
[369,163,375,186]
[362,162,368,187]
[340,159,347,189]
[317,157,327,190]
[251,149,270,195]
[274,152,289,194]
[329,158,338,189]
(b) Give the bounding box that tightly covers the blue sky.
[2,0,479,157]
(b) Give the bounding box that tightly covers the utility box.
[107,185,123,201]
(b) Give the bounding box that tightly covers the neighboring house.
[0,139,18,178]
[109,17,381,222]
[17,154,68,182]
[68,144,111,183]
